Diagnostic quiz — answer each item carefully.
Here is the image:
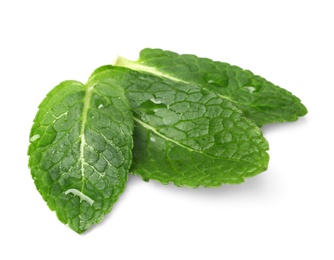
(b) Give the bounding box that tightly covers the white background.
[1,0,333,259]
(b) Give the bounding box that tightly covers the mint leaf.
[28,77,133,233]
[114,48,307,126]
[90,66,269,187]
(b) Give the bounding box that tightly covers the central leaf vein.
[134,116,263,167]
[80,84,95,192]
[133,116,214,159]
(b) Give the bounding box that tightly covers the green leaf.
[114,48,307,126]
[90,66,269,187]
[28,77,133,233]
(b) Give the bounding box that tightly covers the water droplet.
[244,86,256,93]
[204,72,228,87]
[150,97,162,104]
[30,134,40,142]
[95,97,110,109]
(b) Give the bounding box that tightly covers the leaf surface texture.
[115,48,307,126]
[91,66,269,187]
[28,77,133,233]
